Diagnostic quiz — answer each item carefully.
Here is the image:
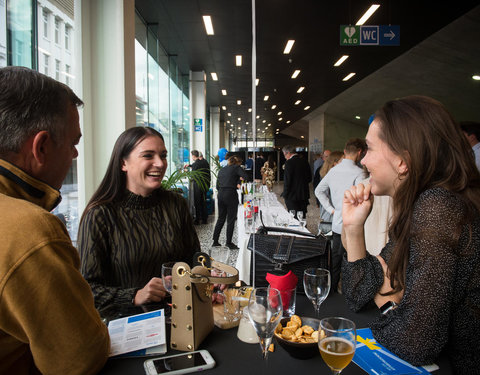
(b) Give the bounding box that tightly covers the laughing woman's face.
[122,135,168,197]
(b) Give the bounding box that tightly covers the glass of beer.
[319,317,356,374]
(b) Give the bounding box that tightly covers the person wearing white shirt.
[315,138,367,292]
[460,121,480,171]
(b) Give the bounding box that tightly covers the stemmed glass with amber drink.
[319,317,356,374]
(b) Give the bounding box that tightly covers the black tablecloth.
[98,293,452,374]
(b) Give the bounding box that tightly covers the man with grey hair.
[281,145,312,215]
[0,66,109,374]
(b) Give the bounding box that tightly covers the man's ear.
[31,131,51,166]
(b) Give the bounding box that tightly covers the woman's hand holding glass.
[133,277,168,305]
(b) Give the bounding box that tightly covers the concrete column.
[189,71,206,155]
[210,106,220,160]
[76,0,136,210]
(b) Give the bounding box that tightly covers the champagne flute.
[248,287,283,359]
[303,268,331,316]
[161,262,175,323]
[319,317,356,374]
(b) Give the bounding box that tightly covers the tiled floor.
[194,182,321,268]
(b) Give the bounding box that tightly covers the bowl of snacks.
[274,315,322,359]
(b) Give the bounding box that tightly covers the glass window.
[7,0,35,68]
[65,64,70,86]
[55,59,60,80]
[42,9,48,38]
[65,25,70,50]
[44,54,49,75]
[54,17,60,44]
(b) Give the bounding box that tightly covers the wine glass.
[319,317,356,374]
[303,268,331,316]
[248,287,283,359]
[161,262,175,293]
[162,262,176,323]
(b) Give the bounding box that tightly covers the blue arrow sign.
[379,25,400,45]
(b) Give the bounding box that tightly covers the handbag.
[247,214,330,294]
[170,252,239,351]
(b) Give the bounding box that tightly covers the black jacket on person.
[253,157,265,180]
[216,164,248,190]
[281,154,312,203]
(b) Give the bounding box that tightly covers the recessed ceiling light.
[248,108,252,112]
[356,4,380,26]
[222,89,227,95]
[236,55,242,66]
[277,111,282,116]
[301,135,305,139]
[268,124,271,127]
[230,124,234,127]
[271,105,277,109]
[228,112,231,116]
[473,75,480,80]
[262,120,266,123]
[264,95,269,101]
[342,73,356,81]
[238,117,241,121]
[246,121,249,124]
[295,100,301,105]
[202,15,214,35]
[291,70,301,79]
[304,106,310,110]
[297,87,305,93]
[227,120,230,123]
[283,40,295,54]
[210,72,218,81]
[221,106,226,110]
[286,120,291,124]
[279,118,283,121]
[355,115,361,119]
[255,78,259,86]
[238,126,241,129]
[262,130,265,133]
[256,115,260,119]
[237,100,241,105]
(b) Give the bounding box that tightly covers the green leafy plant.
[161,167,210,192]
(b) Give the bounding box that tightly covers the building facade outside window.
[65,25,70,50]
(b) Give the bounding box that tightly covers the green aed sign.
[340,25,360,46]
[194,118,203,132]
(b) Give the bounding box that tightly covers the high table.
[98,293,452,374]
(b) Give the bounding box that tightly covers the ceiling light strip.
[342,73,356,81]
[202,16,214,35]
[333,55,349,67]
[283,40,295,54]
[356,4,380,26]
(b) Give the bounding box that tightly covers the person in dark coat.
[253,152,265,181]
[281,145,312,215]
[212,156,248,249]
[191,150,211,224]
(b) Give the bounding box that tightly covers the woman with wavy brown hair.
[341,95,480,373]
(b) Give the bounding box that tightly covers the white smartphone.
[144,350,215,375]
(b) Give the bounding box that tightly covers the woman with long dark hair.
[78,127,200,310]
[342,95,480,373]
